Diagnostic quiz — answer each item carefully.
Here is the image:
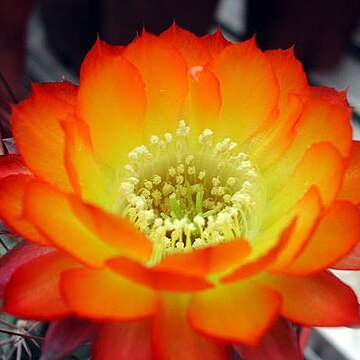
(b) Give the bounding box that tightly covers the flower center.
[117,121,264,264]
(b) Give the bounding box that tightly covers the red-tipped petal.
[160,24,211,67]
[201,29,231,57]
[24,180,119,267]
[0,154,30,180]
[152,293,228,360]
[312,86,349,108]
[339,140,360,205]
[93,322,151,360]
[96,38,124,56]
[61,268,157,321]
[293,87,352,157]
[189,281,281,346]
[3,251,75,320]
[265,48,309,107]
[0,242,54,296]
[12,82,76,192]
[256,271,360,326]
[0,175,50,245]
[107,256,213,292]
[286,201,360,275]
[155,239,250,278]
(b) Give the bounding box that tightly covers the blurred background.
[2,0,360,132]
[0,0,360,358]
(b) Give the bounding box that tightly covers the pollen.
[116,121,264,264]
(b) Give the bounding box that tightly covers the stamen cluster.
[117,121,262,263]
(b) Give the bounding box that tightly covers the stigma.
[116,121,264,264]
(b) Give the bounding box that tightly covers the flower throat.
[117,121,263,264]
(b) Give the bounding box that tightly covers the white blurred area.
[215,0,247,35]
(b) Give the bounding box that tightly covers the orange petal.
[249,93,303,170]
[61,268,157,321]
[207,37,279,144]
[107,256,213,292]
[312,86,349,108]
[3,251,75,320]
[201,29,231,58]
[71,200,152,263]
[0,175,50,245]
[256,271,360,326]
[76,39,147,169]
[267,187,322,272]
[151,270,212,292]
[285,201,360,275]
[109,240,251,292]
[23,180,119,267]
[236,319,302,360]
[62,117,153,263]
[265,48,309,107]
[61,116,115,210]
[152,293,228,360]
[123,32,188,136]
[0,154,30,180]
[293,87,352,157]
[0,243,54,296]
[93,322,151,360]
[12,82,76,192]
[265,87,352,198]
[97,38,124,56]
[338,140,360,205]
[155,239,251,278]
[160,24,211,67]
[222,220,296,283]
[189,281,281,346]
[188,67,221,132]
[263,142,345,228]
